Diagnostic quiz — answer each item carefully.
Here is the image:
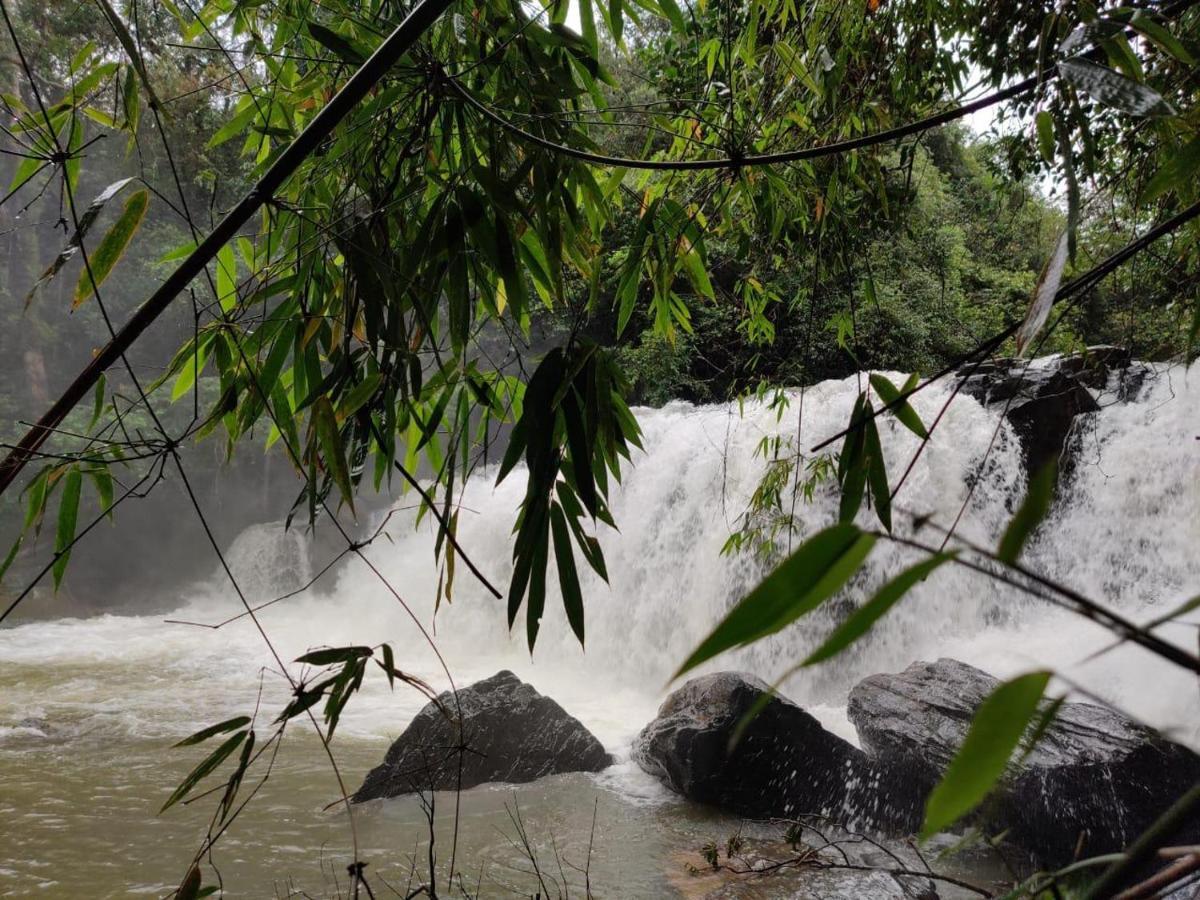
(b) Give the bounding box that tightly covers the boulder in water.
[633,672,870,822]
[1005,372,1100,476]
[848,658,1200,864]
[353,670,610,801]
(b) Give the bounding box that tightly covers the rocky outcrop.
[848,659,1200,864]
[353,670,610,801]
[632,672,872,823]
[957,355,1105,476]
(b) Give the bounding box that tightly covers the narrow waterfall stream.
[2,363,1197,897]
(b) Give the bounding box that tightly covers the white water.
[2,364,1198,895]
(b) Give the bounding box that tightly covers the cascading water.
[1,363,1197,896]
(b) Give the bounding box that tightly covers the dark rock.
[633,672,873,824]
[1005,371,1099,475]
[1056,345,1132,388]
[353,670,610,801]
[955,354,1109,476]
[848,659,1200,865]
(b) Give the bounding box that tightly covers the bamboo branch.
[0,0,456,498]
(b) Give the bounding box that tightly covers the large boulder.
[957,358,1101,477]
[353,670,610,801]
[633,672,873,824]
[848,659,1200,864]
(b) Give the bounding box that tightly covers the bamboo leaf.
[1058,58,1175,117]
[1035,111,1055,164]
[675,524,876,677]
[314,397,356,516]
[161,730,247,812]
[997,460,1057,565]
[73,189,149,308]
[804,553,953,665]
[868,373,928,439]
[308,22,367,65]
[177,867,202,900]
[24,177,137,306]
[863,412,891,533]
[52,467,82,589]
[174,716,252,747]
[551,501,585,645]
[1140,136,1200,205]
[296,646,372,666]
[920,671,1052,839]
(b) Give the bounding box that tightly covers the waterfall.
[2,363,1197,751]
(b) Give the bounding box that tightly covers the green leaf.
[174,716,252,747]
[920,671,1052,839]
[804,554,953,666]
[24,178,137,306]
[0,536,22,582]
[1035,111,1055,164]
[206,99,257,149]
[1128,12,1196,65]
[52,468,82,589]
[89,374,107,429]
[307,22,366,65]
[997,460,1057,565]
[161,730,247,812]
[868,374,928,439]
[88,467,114,521]
[551,502,585,645]
[295,646,372,666]
[336,373,380,421]
[1140,136,1200,205]
[73,189,149,308]
[838,394,869,523]
[675,524,876,677]
[178,867,203,900]
[313,397,356,516]
[1057,58,1175,117]
[215,243,237,313]
[863,413,891,533]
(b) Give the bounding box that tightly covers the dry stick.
[0,0,457,499]
[447,67,1043,171]
[1084,782,1200,900]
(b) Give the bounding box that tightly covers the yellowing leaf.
[72,189,149,309]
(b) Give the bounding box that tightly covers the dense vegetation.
[0,0,1198,895]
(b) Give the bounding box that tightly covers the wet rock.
[353,670,610,801]
[633,672,871,823]
[1055,345,1132,388]
[1005,371,1099,475]
[848,659,1200,865]
[955,352,1121,475]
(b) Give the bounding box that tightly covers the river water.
[2,364,1198,897]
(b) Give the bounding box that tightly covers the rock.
[633,672,872,824]
[352,670,610,800]
[848,659,1200,865]
[1055,345,1132,388]
[1006,372,1100,476]
[956,356,1104,476]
